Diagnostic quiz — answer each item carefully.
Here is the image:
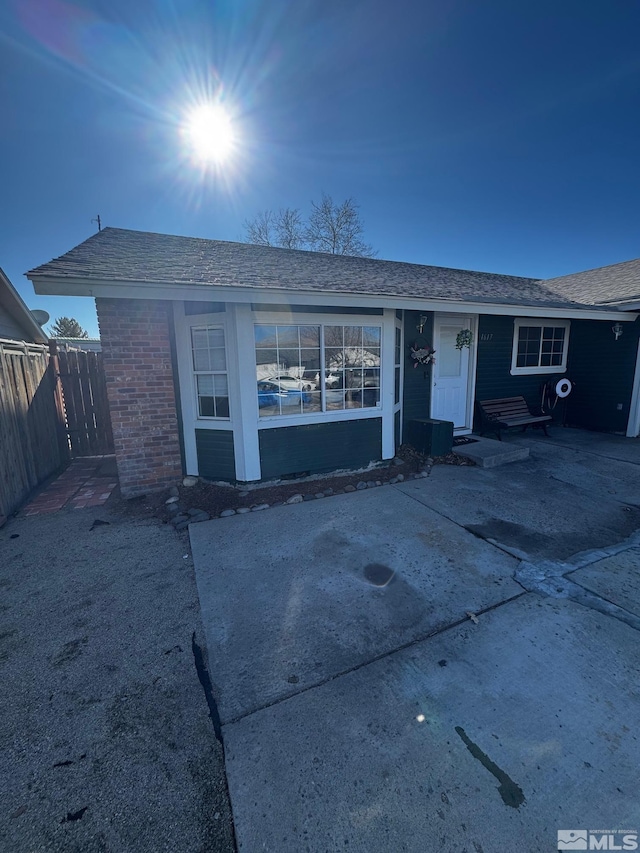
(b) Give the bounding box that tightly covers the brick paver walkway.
[21,457,118,516]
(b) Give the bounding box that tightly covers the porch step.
[453,436,529,468]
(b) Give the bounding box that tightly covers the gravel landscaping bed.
[157,446,474,528]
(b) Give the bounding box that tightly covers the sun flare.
[182,103,236,165]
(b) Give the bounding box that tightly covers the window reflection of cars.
[267,374,315,392]
[257,380,311,408]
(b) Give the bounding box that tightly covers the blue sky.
[1,0,639,338]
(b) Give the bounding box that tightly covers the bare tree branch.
[305,194,376,257]
[243,195,376,257]
[243,210,276,246]
[275,208,304,249]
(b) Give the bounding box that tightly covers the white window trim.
[190,323,231,421]
[510,318,570,376]
[174,304,235,478]
[252,311,386,429]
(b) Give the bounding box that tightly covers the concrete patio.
[190,428,640,853]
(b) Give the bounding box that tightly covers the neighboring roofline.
[0,267,47,343]
[544,256,640,283]
[28,274,638,322]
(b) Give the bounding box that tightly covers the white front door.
[431,314,477,431]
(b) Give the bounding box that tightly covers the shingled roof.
[27,227,633,312]
[542,258,640,306]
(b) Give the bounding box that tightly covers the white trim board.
[29,276,637,322]
[627,338,640,438]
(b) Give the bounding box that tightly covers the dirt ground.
[0,503,235,853]
[166,446,473,520]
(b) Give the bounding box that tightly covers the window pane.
[324,326,343,347]
[256,349,278,380]
[366,368,380,388]
[216,397,230,418]
[326,388,345,410]
[551,353,562,366]
[362,387,380,408]
[213,375,228,396]
[207,328,225,348]
[210,348,226,370]
[325,348,344,369]
[191,328,208,349]
[365,347,381,367]
[276,348,299,370]
[197,374,214,397]
[345,368,362,388]
[344,347,364,367]
[254,325,277,347]
[199,396,215,417]
[300,348,321,375]
[299,325,320,346]
[343,326,362,347]
[276,326,299,347]
[325,369,343,389]
[395,327,401,364]
[395,367,400,404]
[303,391,322,413]
[540,353,551,367]
[193,348,210,371]
[364,326,381,347]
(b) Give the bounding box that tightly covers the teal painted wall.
[475,315,549,411]
[474,314,640,433]
[402,310,433,432]
[195,429,236,481]
[566,317,640,433]
[258,418,382,479]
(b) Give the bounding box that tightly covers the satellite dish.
[31,310,50,326]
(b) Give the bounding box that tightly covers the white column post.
[381,308,396,459]
[229,303,262,481]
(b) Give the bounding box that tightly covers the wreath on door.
[409,342,436,368]
[455,329,473,350]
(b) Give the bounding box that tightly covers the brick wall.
[96,298,183,497]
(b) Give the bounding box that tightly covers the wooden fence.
[54,344,114,457]
[0,340,70,520]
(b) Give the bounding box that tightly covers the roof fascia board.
[28,275,638,322]
[1,269,47,342]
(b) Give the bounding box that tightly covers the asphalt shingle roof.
[542,258,640,306]
[28,227,635,311]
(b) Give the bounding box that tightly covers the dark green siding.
[474,315,549,413]
[196,429,236,481]
[258,418,382,479]
[474,314,640,433]
[401,310,433,433]
[566,317,640,433]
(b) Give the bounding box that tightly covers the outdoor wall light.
[612,323,623,340]
[417,314,428,334]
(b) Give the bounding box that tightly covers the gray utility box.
[406,418,454,456]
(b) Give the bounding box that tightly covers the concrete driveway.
[190,429,640,853]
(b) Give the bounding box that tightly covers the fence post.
[48,340,71,463]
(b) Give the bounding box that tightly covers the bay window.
[255,324,382,418]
